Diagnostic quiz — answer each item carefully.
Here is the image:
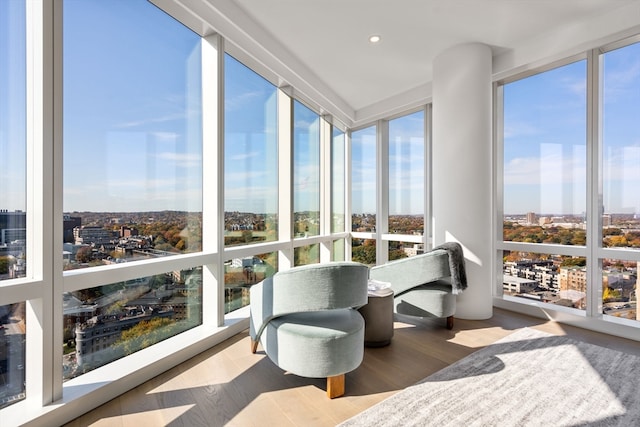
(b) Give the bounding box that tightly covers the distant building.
[63,215,82,243]
[73,226,118,245]
[526,212,536,225]
[75,306,174,369]
[503,275,538,294]
[120,226,139,237]
[403,243,425,257]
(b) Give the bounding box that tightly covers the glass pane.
[331,128,345,233]
[63,0,202,270]
[224,252,277,313]
[602,42,640,250]
[388,111,424,235]
[0,302,26,409]
[503,251,586,311]
[63,269,202,380]
[602,258,637,322]
[503,61,587,241]
[388,241,423,261]
[332,239,345,261]
[224,55,278,247]
[0,1,26,282]
[352,238,376,266]
[352,126,377,232]
[294,244,319,266]
[293,101,320,238]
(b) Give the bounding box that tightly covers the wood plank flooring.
[64,308,640,427]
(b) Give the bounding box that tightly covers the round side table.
[358,289,394,347]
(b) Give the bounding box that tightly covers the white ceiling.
[155,0,640,126]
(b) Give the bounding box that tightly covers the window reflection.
[0,0,27,283]
[64,269,202,379]
[351,126,377,231]
[602,41,640,251]
[293,101,320,238]
[224,252,277,313]
[388,111,424,236]
[63,0,203,270]
[331,128,345,233]
[224,55,278,247]
[0,302,26,409]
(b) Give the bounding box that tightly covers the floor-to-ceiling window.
[293,100,320,266]
[331,127,346,261]
[350,109,428,266]
[601,39,640,324]
[223,54,279,312]
[386,110,426,261]
[498,37,640,329]
[0,0,26,410]
[351,125,377,264]
[62,0,204,379]
[500,59,588,312]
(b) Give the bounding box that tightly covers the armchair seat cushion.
[264,309,365,378]
[394,279,456,318]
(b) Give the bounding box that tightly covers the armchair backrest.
[249,262,369,341]
[369,249,450,295]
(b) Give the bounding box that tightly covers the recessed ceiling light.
[369,35,381,44]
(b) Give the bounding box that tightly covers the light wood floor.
[64,308,640,427]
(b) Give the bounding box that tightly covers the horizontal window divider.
[223,240,292,260]
[598,247,640,261]
[498,241,588,257]
[63,251,217,293]
[292,234,329,248]
[329,232,349,240]
[351,232,376,240]
[381,233,424,243]
[0,279,45,305]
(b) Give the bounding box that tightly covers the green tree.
[0,256,14,274]
[352,244,376,265]
[76,246,93,263]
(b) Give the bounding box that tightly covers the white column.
[432,43,493,320]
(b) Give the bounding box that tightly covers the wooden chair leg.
[446,315,454,330]
[250,339,259,354]
[327,374,345,399]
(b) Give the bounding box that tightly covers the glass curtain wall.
[223,54,279,312]
[500,60,588,312]
[224,55,278,248]
[1,0,350,421]
[62,0,204,379]
[351,126,377,264]
[0,0,26,409]
[387,110,426,261]
[601,40,640,323]
[499,39,640,327]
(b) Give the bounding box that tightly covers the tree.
[352,244,376,265]
[0,256,14,274]
[75,246,93,263]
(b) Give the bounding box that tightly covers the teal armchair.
[249,262,369,398]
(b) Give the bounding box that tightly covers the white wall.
[432,43,493,320]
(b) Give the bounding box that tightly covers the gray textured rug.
[339,328,640,426]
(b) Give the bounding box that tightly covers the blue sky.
[504,44,640,216]
[62,0,202,213]
[2,0,639,216]
[0,0,26,212]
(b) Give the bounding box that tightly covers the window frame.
[495,41,640,334]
